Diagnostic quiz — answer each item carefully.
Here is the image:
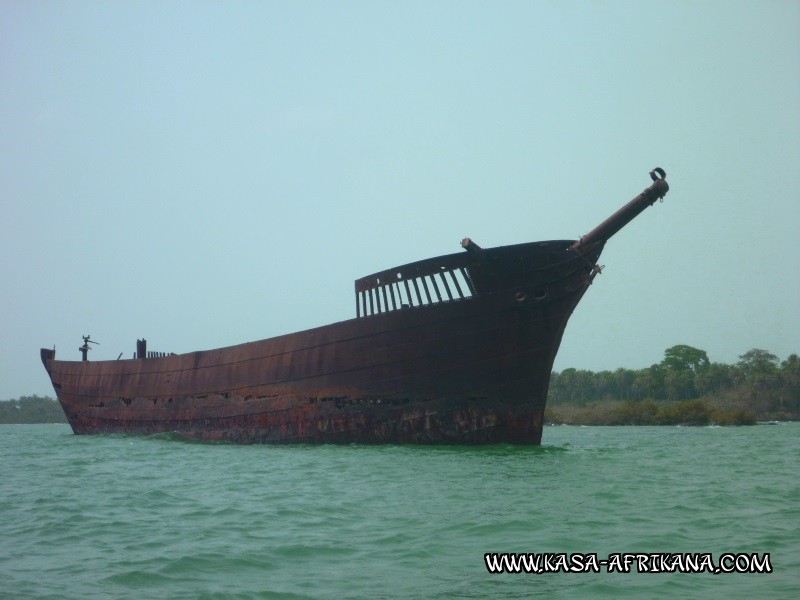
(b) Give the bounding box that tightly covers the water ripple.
[1,423,796,599]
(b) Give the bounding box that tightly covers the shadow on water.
[68,429,572,454]
[157,437,571,455]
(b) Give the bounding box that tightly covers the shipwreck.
[41,168,670,444]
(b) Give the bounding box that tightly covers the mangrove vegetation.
[0,395,67,424]
[545,346,799,425]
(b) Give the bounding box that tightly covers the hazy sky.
[2,1,799,400]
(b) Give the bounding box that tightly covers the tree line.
[548,346,800,421]
[0,395,67,424]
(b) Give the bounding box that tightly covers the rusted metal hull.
[41,240,598,444]
[40,171,669,444]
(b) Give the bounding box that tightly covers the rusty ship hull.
[40,171,669,444]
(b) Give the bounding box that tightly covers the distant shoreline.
[544,398,764,427]
[0,396,67,424]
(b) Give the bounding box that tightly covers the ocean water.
[0,423,797,599]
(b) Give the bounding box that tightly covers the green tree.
[661,345,710,373]
[664,369,694,400]
[737,349,780,395]
[549,368,595,404]
[595,370,614,400]
[613,368,636,401]
[737,348,779,379]
[694,362,735,396]
[631,368,659,399]
[779,354,800,412]
[659,345,710,399]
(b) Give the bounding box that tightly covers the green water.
[1,423,797,599]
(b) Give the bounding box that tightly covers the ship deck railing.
[354,252,475,318]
